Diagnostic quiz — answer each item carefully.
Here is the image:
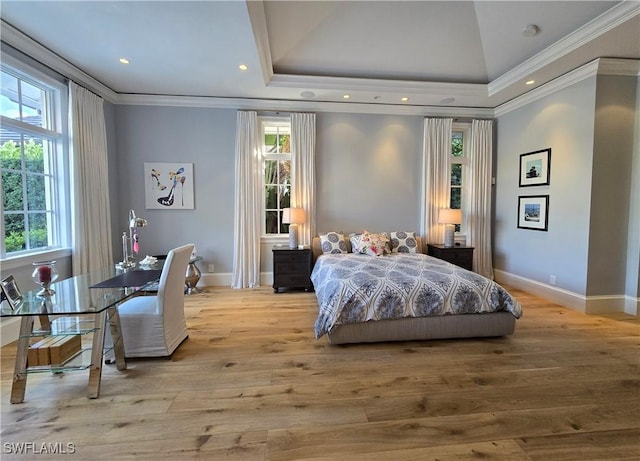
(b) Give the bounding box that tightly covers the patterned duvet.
[311,253,523,339]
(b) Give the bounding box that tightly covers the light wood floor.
[1,286,638,460]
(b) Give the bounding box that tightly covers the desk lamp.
[119,209,148,268]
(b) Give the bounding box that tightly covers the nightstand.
[426,244,474,271]
[272,247,313,293]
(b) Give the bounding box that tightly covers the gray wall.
[628,76,640,299]
[111,108,427,277]
[495,73,639,301]
[315,112,424,235]
[587,74,637,296]
[495,77,597,295]
[113,105,237,273]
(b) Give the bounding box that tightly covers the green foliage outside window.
[451,132,464,230]
[263,123,291,234]
[1,139,49,252]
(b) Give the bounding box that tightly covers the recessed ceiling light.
[238,64,248,71]
[440,97,455,104]
[522,24,540,37]
[343,94,350,99]
[119,58,130,64]
[401,97,409,102]
[300,91,315,99]
[526,80,535,85]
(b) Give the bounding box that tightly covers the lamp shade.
[283,207,305,224]
[128,209,148,228]
[438,208,462,225]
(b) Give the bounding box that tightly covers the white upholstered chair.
[105,243,194,359]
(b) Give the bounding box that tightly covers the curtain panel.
[468,119,494,279]
[69,81,113,275]
[421,118,453,244]
[231,111,262,288]
[290,113,316,247]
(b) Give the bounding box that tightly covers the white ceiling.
[1,1,638,109]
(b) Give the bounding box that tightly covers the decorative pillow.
[349,233,363,253]
[391,231,418,253]
[355,230,390,256]
[319,232,348,254]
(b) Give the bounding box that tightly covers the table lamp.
[438,208,462,248]
[283,207,305,249]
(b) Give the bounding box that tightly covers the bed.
[310,232,522,345]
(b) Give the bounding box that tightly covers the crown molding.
[494,59,600,117]
[0,20,119,103]
[268,73,487,98]
[116,93,493,118]
[488,1,640,96]
[495,57,640,117]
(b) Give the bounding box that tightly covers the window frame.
[1,53,71,264]
[450,122,470,236]
[260,116,292,239]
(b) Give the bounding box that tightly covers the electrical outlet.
[208,264,215,273]
[549,275,557,286]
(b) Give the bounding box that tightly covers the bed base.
[326,312,516,345]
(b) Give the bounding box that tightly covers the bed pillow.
[319,232,348,254]
[355,230,390,256]
[390,231,418,253]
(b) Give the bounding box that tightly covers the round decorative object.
[32,260,59,296]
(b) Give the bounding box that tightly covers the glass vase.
[32,260,59,296]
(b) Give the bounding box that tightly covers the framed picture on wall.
[519,148,551,187]
[144,163,194,209]
[517,195,549,231]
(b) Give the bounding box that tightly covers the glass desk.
[1,266,161,403]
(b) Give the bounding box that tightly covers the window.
[261,118,291,235]
[450,123,469,233]
[1,56,69,258]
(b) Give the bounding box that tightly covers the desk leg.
[88,306,127,399]
[107,305,127,371]
[88,310,107,399]
[10,316,35,404]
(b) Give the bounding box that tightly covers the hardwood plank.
[265,402,639,460]
[516,429,640,460]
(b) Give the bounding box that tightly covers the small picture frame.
[517,195,549,231]
[519,148,551,187]
[1,275,23,310]
[0,283,11,311]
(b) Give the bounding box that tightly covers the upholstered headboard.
[311,233,423,263]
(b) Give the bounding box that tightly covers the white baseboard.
[1,318,21,347]
[625,296,639,316]
[199,272,274,288]
[494,269,634,315]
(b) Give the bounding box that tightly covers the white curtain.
[421,118,453,244]
[231,111,262,288]
[290,113,316,246]
[69,81,113,275]
[468,119,494,279]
